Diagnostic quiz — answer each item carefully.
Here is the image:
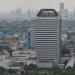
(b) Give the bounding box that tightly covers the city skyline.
[0,0,74,11]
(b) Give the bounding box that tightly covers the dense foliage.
[0,20,31,32]
[0,64,75,75]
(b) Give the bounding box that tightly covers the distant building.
[32,9,61,68]
[69,31,75,42]
[61,33,67,41]
[59,2,64,18]
[0,32,5,43]
[27,9,32,21]
[67,44,75,57]
[0,32,3,39]
[15,8,22,15]
[0,51,10,61]
[27,28,34,49]
[19,32,27,48]
[27,31,31,48]
[63,9,68,18]
[74,8,75,17]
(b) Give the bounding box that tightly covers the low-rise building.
[0,51,10,61]
[12,49,36,65]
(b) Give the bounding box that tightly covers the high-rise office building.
[32,9,61,68]
[59,2,64,17]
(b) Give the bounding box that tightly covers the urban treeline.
[1,64,75,75]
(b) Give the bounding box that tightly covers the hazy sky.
[0,0,75,11]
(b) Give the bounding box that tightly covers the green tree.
[0,67,6,75]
